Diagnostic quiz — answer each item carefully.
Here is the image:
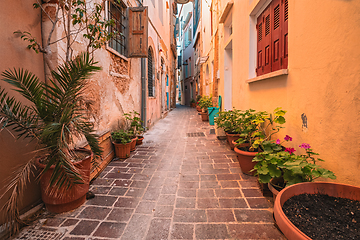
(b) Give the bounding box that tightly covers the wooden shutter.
[282,0,288,69]
[263,6,271,74]
[128,7,148,58]
[256,12,264,76]
[271,0,281,71]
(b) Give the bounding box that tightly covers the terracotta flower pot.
[225,132,240,150]
[136,136,144,145]
[274,182,360,240]
[113,141,131,159]
[200,112,209,121]
[196,105,202,112]
[234,145,258,175]
[130,137,137,151]
[268,178,285,201]
[191,102,196,108]
[35,149,92,213]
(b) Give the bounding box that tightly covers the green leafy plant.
[215,108,243,133]
[0,52,102,234]
[196,95,202,102]
[123,111,145,137]
[111,129,131,144]
[198,95,213,112]
[16,0,116,77]
[253,136,336,187]
[190,99,196,104]
[236,107,286,151]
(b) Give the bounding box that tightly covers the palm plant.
[0,52,102,234]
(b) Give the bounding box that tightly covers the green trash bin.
[208,96,222,126]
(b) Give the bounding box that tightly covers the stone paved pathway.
[17,105,285,239]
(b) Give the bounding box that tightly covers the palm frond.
[1,69,44,107]
[0,158,36,236]
[0,87,40,140]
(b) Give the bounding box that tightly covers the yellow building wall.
[217,0,360,186]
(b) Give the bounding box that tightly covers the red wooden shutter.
[271,0,281,71]
[128,7,148,58]
[282,0,288,69]
[263,6,271,74]
[256,12,264,76]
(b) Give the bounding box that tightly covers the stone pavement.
[17,105,285,240]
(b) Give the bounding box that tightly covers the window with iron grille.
[148,47,154,97]
[108,1,127,56]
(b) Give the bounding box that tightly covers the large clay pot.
[234,145,258,175]
[113,141,131,159]
[225,132,240,150]
[274,182,360,240]
[130,137,137,151]
[196,105,202,112]
[268,177,285,201]
[200,112,209,121]
[35,149,92,213]
[136,136,144,145]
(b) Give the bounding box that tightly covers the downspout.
[141,58,147,129]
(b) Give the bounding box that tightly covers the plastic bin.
[208,95,222,126]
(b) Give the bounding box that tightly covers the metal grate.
[148,48,154,97]
[15,229,64,240]
[108,1,127,56]
[186,132,205,137]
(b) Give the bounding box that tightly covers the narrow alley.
[17,106,285,240]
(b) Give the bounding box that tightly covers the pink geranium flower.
[284,135,293,141]
[276,139,281,144]
[299,143,311,149]
[285,147,296,154]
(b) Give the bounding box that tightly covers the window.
[148,47,154,97]
[256,0,288,76]
[108,1,127,56]
[193,0,200,36]
[184,27,192,48]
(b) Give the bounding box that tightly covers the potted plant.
[234,107,286,175]
[274,182,359,240]
[196,95,202,112]
[215,109,243,149]
[0,53,103,232]
[198,95,212,121]
[111,129,132,159]
[124,111,145,150]
[190,98,196,108]
[253,136,336,200]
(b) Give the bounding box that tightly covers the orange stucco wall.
[0,0,45,223]
[216,0,360,186]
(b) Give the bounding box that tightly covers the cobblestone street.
[18,105,285,240]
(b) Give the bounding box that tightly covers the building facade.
[204,0,360,186]
[0,0,177,229]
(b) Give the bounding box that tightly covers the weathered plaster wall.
[145,0,173,128]
[0,0,45,224]
[218,0,360,186]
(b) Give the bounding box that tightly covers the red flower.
[285,147,296,154]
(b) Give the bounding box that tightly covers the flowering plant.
[236,107,286,151]
[252,136,336,187]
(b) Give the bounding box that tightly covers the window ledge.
[106,45,129,62]
[246,69,288,83]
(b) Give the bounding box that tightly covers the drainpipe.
[141,58,147,129]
